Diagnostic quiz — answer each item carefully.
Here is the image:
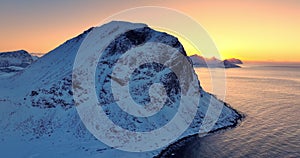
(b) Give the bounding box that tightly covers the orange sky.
[0,0,299,62]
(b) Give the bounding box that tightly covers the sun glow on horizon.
[0,0,299,62]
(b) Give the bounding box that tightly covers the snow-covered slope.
[0,50,38,78]
[0,21,242,158]
[189,54,241,68]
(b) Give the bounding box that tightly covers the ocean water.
[169,63,300,158]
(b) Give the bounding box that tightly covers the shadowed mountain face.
[0,21,241,158]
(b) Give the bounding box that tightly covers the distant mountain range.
[189,54,243,68]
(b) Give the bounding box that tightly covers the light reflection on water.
[168,63,300,158]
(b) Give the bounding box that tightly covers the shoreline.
[155,99,245,158]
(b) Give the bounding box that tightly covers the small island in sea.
[189,54,243,68]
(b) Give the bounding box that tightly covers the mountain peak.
[106,20,148,27]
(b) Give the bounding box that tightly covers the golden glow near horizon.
[0,0,299,62]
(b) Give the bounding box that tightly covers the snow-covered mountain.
[0,50,38,78]
[189,54,242,68]
[0,21,242,158]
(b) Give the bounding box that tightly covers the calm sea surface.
[170,63,300,158]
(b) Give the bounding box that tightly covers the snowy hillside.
[189,54,241,68]
[0,21,242,158]
[0,50,36,67]
[0,50,38,78]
